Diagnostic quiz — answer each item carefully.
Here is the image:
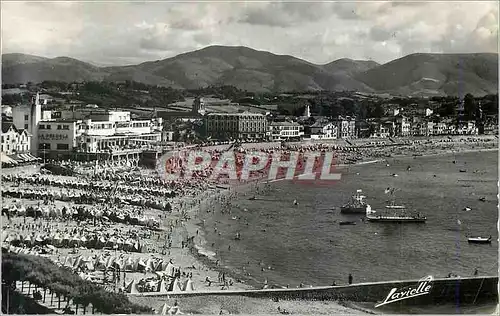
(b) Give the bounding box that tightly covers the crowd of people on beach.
[2,135,498,300]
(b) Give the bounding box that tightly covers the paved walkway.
[14,280,94,314]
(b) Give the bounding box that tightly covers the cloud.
[1,1,498,66]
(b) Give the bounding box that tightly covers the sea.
[199,150,498,289]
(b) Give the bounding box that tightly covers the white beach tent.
[161,303,169,315]
[165,261,175,277]
[184,278,194,292]
[65,257,75,268]
[145,258,154,272]
[171,278,183,293]
[106,256,116,269]
[84,257,95,271]
[125,280,139,294]
[94,255,105,270]
[114,257,124,270]
[73,255,82,269]
[137,258,146,270]
[124,257,136,271]
[158,280,169,293]
[154,259,163,271]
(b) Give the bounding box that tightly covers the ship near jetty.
[366,213,427,223]
[340,189,372,214]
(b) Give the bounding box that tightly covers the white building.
[205,112,268,140]
[309,122,338,140]
[37,110,163,157]
[1,122,31,155]
[332,116,357,139]
[1,105,13,117]
[303,105,311,118]
[38,119,83,157]
[269,121,304,141]
[11,93,42,154]
[394,115,411,137]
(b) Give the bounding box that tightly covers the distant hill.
[102,46,374,92]
[322,58,379,75]
[2,47,498,96]
[2,55,108,84]
[356,53,498,97]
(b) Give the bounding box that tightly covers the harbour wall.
[131,276,498,306]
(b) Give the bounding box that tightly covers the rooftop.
[270,121,301,126]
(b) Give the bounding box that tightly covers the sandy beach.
[2,134,497,314]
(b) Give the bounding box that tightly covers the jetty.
[128,276,498,307]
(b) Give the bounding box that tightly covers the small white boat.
[468,236,492,244]
[386,205,406,209]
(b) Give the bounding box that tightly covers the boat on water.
[385,189,406,209]
[386,201,406,209]
[468,236,492,244]
[340,190,371,214]
[366,213,427,223]
[339,221,357,226]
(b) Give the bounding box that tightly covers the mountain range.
[2,46,498,96]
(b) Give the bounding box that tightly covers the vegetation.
[2,252,153,314]
[2,81,498,121]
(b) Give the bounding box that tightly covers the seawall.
[131,276,498,306]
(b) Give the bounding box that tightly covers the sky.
[1,1,498,66]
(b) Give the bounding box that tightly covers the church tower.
[192,96,206,115]
[30,92,42,154]
[303,105,311,118]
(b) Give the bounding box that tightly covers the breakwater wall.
[131,276,498,306]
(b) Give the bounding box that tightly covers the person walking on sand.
[348,273,353,285]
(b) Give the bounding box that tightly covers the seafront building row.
[1,93,489,162]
